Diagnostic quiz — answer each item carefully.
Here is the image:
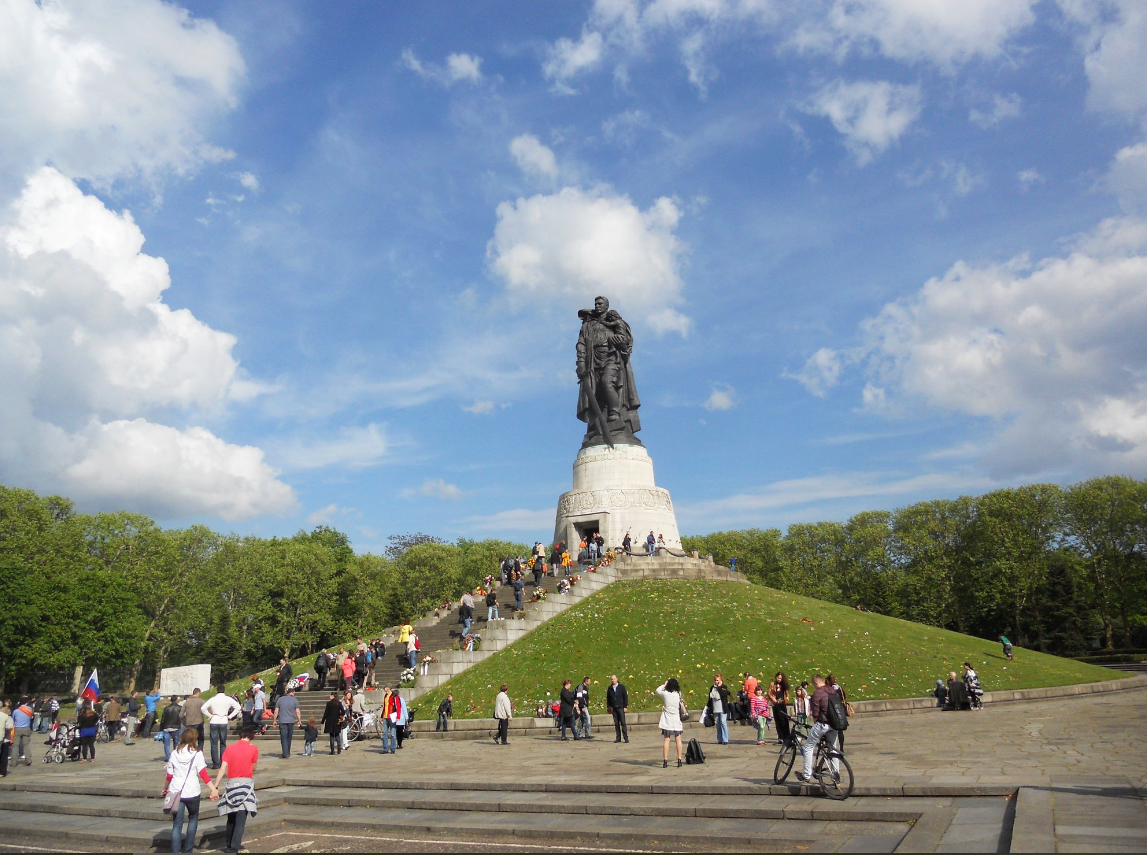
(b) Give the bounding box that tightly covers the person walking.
[339,653,356,694]
[575,676,593,739]
[558,680,577,741]
[180,688,206,747]
[213,726,259,855]
[750,686,771,744]
[143,688,162,739]
[201,686,242,770]
[797,674,839,785]
[252,683,267,734]
[320,692,343,755]
[162,728,218,853]
[769,673,791,745]
[459,591,474,637]
[380,687,399,754]
[707,674,731,745]
[159,697,182,761]
[486,589,500,622]
[655,678,684,768]
[436,694,453,732]
[76,699,99,763]
[606,675,628,743]
[11,698,33,767]
[272,687,301,758]
[124,690,141,745]
[512,572,525,613]
[0,701,14,777]
[104,696,122,742]
[493,684,512,745]
[314,649,330,690]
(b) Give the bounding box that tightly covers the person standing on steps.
[213,725,259,855]
[314,649,330,690]
[655,678,684,768]
[274,658,292,702]
[622,532,632,553]
[340,651,356,693]
[512,571,525,613]
[575,676,593,739]
[272,687,300,758]
[707,674,730,745]
[646,531,656,556]
[201,685,242,770]
[486,587,499,621]
[558,680,577,741]
[459,591,474,637]
[320,691,343,755]
[606,675,629,743]
[163,728,218,854]
[436,694,453,732]
[494,684,512,745]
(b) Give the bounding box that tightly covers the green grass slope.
[415,579,1121,718]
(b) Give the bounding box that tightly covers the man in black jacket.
[558,680,576,741]
[314,650,329,690]
[275,658,292,699]
[574,676,593,739]
[606,674,628,743]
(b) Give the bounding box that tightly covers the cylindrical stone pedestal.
[553,444,682,552]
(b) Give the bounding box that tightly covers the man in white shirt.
[201,685,242,770]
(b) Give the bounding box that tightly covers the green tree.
[682,528,784,586]
[780,521,844,603]
[1063,476,1147,649]
[891,498,977,632]
[840,511,902,615]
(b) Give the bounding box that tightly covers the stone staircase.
[279,552,742,725]
[401,552,744,704]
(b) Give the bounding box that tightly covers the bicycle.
[772,717,854,800]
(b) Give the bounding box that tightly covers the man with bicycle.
[797,674,838,784]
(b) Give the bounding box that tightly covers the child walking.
[303,717,318,756]
[750,686,771,745]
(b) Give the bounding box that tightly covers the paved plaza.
[1,685,1144,852]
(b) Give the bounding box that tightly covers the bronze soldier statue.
[576,296,641,449]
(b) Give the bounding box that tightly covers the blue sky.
[2,0,1146,550]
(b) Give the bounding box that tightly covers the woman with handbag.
[162,729,217,853]
[826,674,851,749]
[655,678,685,768]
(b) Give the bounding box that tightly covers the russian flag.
[79,669,100,702]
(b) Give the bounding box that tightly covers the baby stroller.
[43,722,80,764]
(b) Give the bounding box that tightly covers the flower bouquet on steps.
[532,587,547,602]
[399,667,416,688]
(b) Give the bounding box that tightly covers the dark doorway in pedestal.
[574,520,599,553]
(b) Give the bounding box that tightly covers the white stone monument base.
[554,444,682,552]
[159,663,212,697]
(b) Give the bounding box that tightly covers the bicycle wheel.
[816,751,854,800]
[347,718,363,742]
[773,740,797,784]
[96,726,109,744]
[374,716,385,740]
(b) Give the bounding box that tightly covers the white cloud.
[307,503,354,526]
[969,93,1022,128]
[235,171,261,192]
[509,135,559,180]
[703,384,737,411]
[463,507,555,532]
[1108,141,1147,212]
[1061,0,1147,118]
[412,479,462,501]
[402,48,484,87]
[0,168,293,519]
[0,0,244,189]
[808,80,922,165]
[1017,168,1045,188]
[543,30,604,89]
[445,52,483,83]
[462,400,497,415]
[681,471,993,528]
[274,423,390,471]
[850,217,1147,476]
[786,347,842,397]
[488,186,691,335]
[792,0,1038,68]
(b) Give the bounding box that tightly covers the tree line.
[0,485,526,695]
[683,476,1147,655]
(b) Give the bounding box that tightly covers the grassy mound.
[414,579,1121,718]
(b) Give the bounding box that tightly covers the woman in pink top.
[340,654,357,692]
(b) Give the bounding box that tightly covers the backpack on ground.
[826,692,850,731]
[685,738,706,765]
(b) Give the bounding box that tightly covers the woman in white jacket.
[162,729,218,853]
[494,684,513,745]
[655,678,684,768]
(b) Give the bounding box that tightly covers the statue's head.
[594,295,609,313]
